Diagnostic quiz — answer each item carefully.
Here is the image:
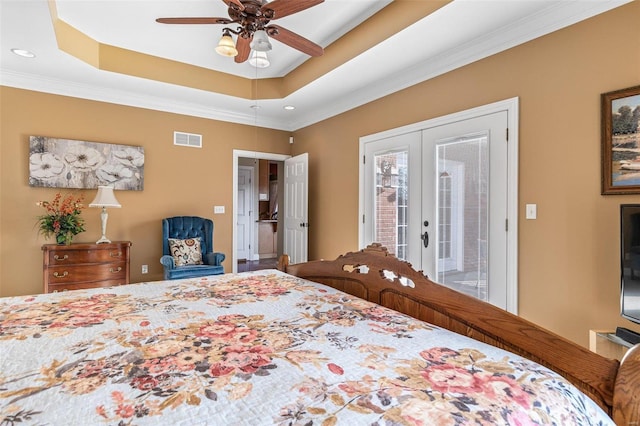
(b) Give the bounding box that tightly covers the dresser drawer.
[47,262,127,284]
[47,247,127,265]
[47,279,125,293]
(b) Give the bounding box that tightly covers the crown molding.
[290,0,631,130]
[1,0,630,132]
[0,69,290,131]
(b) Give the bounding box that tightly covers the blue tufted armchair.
[160,216,225,280]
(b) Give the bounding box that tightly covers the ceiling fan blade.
[235,36,252,63]
[223,0,245,11]
[266,25,323,57]
[156,17,232,25]
[262,0,324,19]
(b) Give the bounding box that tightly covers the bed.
[1,244,638,425]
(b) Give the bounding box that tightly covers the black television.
[618,204,640,344]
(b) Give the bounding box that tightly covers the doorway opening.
[238,158,283,272]
[233,150,290,273]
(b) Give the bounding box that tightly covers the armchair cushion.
[168,237,203,266]
[162,263,224,281]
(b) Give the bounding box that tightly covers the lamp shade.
[250,30,272,52]
[215,34,238,57]
[249,50,270,68]
[89,186,121,208]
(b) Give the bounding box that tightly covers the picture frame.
[29,136,144,191]
[601,85,640,195]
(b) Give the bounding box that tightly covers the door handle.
[422,220,429,248]
[421,231,429,248]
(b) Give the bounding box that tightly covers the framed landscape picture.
[602,85,640,195]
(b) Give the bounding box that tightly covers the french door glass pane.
[436,134,488,301]
[375,150,408,260]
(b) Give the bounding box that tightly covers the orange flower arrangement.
[36,192,86,245]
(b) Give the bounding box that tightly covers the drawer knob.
[54,254,69,261]
[53,271,69,278]
[110,251,122,258]
[110,267,122,273]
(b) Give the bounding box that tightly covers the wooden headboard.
[279,244,640,425]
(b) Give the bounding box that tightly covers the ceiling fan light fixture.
[250,30,272,52]
[215,30,238,57]
[249,51,270,68]
[157,0,325,64]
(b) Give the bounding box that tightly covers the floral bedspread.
[1,270,613,425]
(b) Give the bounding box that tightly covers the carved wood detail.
[279,243,640,422]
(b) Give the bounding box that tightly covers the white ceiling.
[0,0,630,131]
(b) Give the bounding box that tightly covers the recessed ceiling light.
[11,48,35,58]
[250,104,261,109]
[283,105,295,110]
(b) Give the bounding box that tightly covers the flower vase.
[56,231,73,245]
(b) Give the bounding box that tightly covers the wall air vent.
[174,131,202,148]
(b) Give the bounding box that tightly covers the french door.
[421,112,508,308]
[361,102,517,312]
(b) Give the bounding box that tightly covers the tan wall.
[292,1,640,347]
[1,2,639,348]
[0,88,291,296]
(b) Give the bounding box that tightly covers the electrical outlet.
[141,264,148,274]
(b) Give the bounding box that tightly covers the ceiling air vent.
[174,131,202,148]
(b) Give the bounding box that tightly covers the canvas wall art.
[29,136,144,190]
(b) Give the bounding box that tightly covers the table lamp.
[89,185,121,244]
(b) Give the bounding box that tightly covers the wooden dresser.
[42,241,131,293]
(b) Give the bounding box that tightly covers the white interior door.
[283,153,308,264]
[360,100,517,312]
[237,166,254,261]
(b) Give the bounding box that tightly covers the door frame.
[233,150,291,273]
[358,97,519,313]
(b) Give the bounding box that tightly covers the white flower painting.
[29,136,144,190]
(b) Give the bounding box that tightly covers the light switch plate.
[214,205,225,214]
[525,204,537,220]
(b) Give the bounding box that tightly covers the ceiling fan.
[156,0,325,64]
